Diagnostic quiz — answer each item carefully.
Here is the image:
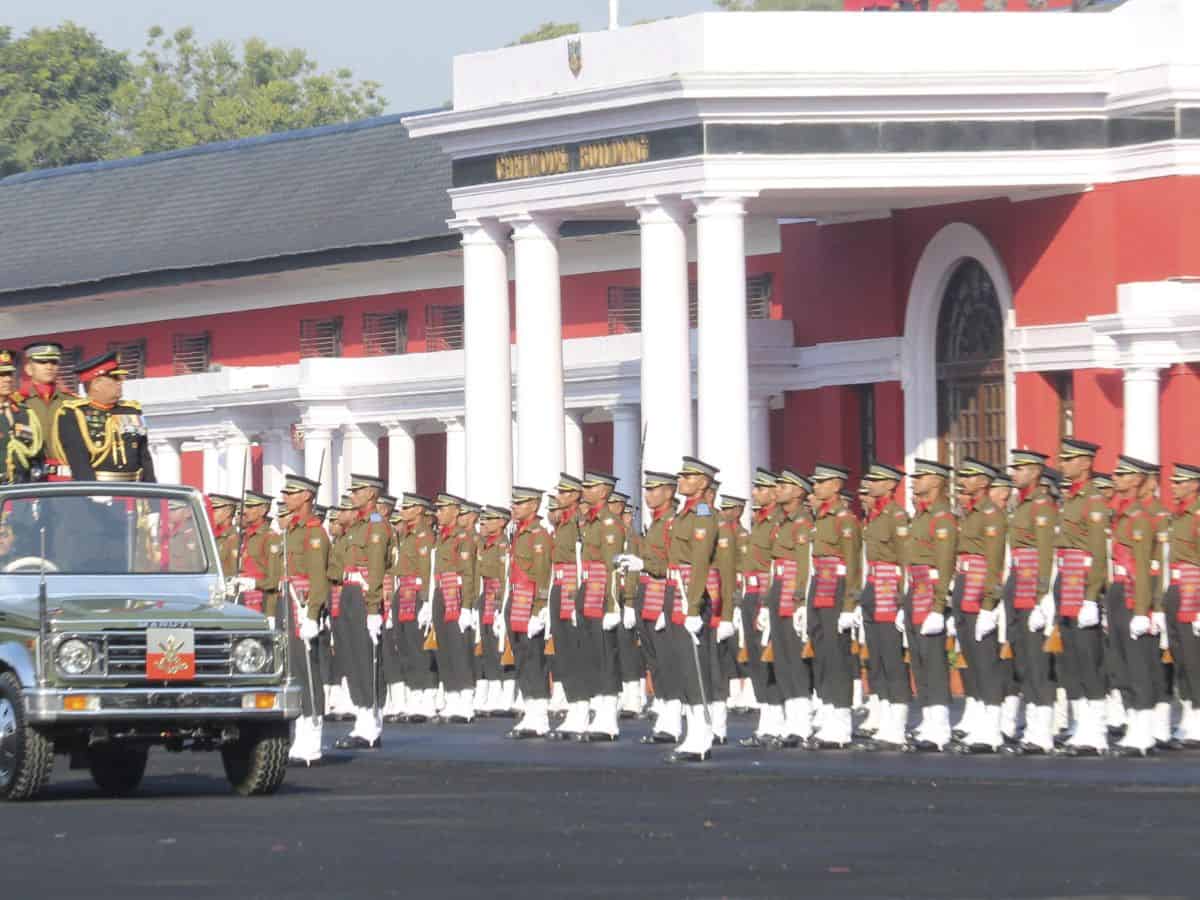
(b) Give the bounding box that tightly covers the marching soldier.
[718,494,751,713]
[607,491,644,719]
[950,458,1008,754]
[331,474,392,751]
[165,498,206,571]
[421,494,478,724]
[475,504,513,717]
[1137,468,1174,748]
[900,459,956,752]
[990,472,1015,511]
[663,457,720,762]
[1165,464,1200,748]
[505,486,554,738]
[807,463,862,749]
[617,472,683,744]
[377,494,398,524]
[54,352,155,483]
[856,463,911,752]
[1093,472,1115,501]
[739,469,786,747]
[323,494,358,722]
[231,491,282,619]
[20,341,68,481]
[1054,438,1110,756]
[388,494,438,723]
[0,350,41,484]
[1003,450,1058,755]
[209,494,241,577]
[764,468,815,747]
[279,474,331,767]
[710,494,745,744]
[548,475,587,738]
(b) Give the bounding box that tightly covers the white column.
[455,217,513,506]
[341,423,380,481]
[442,416,467,498]
[692,193,755,500]
[222,431,252,496]
[749,395,772,472]
[564,409,585,477]
[261,429,300,499]
[383,421,417,495]
[149,438,182,486]
[303,425,336,507]
[507,213,564,492]
[1123,366,1162,463]
[610,405,641,497]
[630,197,692,473]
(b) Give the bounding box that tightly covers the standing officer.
[1054,438,1110,756]
[548,475,586,737]
[389,494,437,723]
[856,463,911,751]
[209,494,241,578]
[421,494,478,724]
[807,463,862,749]
[739,469,787,747]
[710,493,745,743]
[332,474,392,751]
[950,458,1008,754]
[505,486,554,738]
[279,474,331,767]
[475,504,512,717]
[901,459,956,752]
[1136,468,1173,748]
[717,493,750,714]
[1165,464,1200,747]
[0,350,41,484]
[20,341,68,480]
[232,491,282,619]
[1003,450,1059,755]
[606,490,643,719]
[55,352,155,482]
[666,456,720,762]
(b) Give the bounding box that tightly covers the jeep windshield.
[0,493,212,576]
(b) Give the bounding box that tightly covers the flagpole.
[609,0,619,29]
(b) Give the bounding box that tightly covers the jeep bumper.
[24,684,303,724]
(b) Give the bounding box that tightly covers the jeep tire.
[89,744,149,796]
[0,670,53,801]
[221,722,289,796]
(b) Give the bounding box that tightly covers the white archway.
[902,222,1017,476]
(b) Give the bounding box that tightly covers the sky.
[5,0,719,114]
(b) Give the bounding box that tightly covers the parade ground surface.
[5,713,1199,900]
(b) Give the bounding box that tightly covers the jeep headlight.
[57,638,96,675]
[232,638,270,674]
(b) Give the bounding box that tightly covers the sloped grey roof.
[0,113,454,298]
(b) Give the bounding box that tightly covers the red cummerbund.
[481,577,501,625]
[580,560,608,620]
[907,564,936,626]
[509,571,536,633]
[1171,562,1200,623]
[955,553,987,614]
[1055,548,1091,618]
[1112,543,1136,610]
[395,575,422,623]
[706,567,722,621]
[554,564,579,621]
[812,556,845,609]
[1010,547,1040,610]
[241,589,264,614]
[439,571,463,622]
[868,561,901,623]
[772,558,801,617]
[639,574,667,621]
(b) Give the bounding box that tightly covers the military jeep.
[0,483,300,800]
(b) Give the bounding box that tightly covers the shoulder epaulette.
[62,397,89,409]
[695,502,711,516]
[120,399,142,411]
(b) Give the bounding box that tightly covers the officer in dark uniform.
[0,350,41,484]
[55,351,155,483]
[21,342,68,481]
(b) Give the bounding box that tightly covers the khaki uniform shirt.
[908,497,957,614]
[1057,480,1109,604]
[1009,486,1057,596]
[957,495,1007,612]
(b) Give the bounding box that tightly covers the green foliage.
[715,0,843,9]
[0,22,130,176]
[511,22,581,45]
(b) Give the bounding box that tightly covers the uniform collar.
[89,399,115,411]
[32,382,55,401]
[867,496,890,522]
[817,497,840,519]
[651,504,671,522]
[586,502,605,522]
[516,514,538,535]
[754,503,773,524]
[243,519,264,538]
[1068,478,1089,499]
[681,495,701,516]
[1110,495,1136,519]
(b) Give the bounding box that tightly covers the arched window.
[936,259,1006,470]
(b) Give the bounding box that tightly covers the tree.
[108,27,386,157]
[714,1,843,9]
[0,23,130,176]
[510,22,581,46]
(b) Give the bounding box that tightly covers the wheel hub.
[0,698,17,788]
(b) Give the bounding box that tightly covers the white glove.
[760,610,772,647]
[792,608,805,637]
[654,611,666,632]
[684,615,703,636]
[617,554,644,573]
[1077,599,1100,629]
[837,611,856,634]
[852,606,864,630]
[527,613,545,638]
[716,620,736,642]
[732,606,743,632]
[1028,605,1046,634]
[366,614,382,644]
[345,571,368,590]
[458,608,477,634]
[602,611,620,631]
[894,607,906,634]
[756,606,770,632]
[266,616,276,631]
[974,608,998,642]
[570,607,578,627]
[622,606,636,630]
[1130,614,1151,639]
[234,576,256,592]
[920,611,945,636]
[945,615,957,639]
[417,602,432,629]
[299,616,320,643]
[1193,617,1200,638]
[493,617,505,640]
[1152,610,1167,637]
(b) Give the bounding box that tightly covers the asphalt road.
[5,714,1199,900]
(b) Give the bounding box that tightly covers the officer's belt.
[95,469,143,483]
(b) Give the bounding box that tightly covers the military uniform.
[708,495,746,742]
[548,478,587,736]
[55,352,154,483]
[237,494,283,619]
[739,470,786,744]
[507,486,554,738]
[209,494,241,577]
[474,506,513,716]
[20,341,69,481]
[0,350,40,485]
[428,494,478,721]
[1163,464,1200,747]
[386,496,437,721]
[608,493,644,717]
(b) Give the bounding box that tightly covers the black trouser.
[1105,583,1131,697]
[573,614,621,698]
[741,591,781,705]
[1008,605,1055,707]
[382,596,405,686]
[904,592,949,707]
[861,583,909,704]
[1105,585,1158,711]
[396,620,437,691]
[1056,578,1106,702]
[665,619,713,707]
[317,630,336,686]
[474,625,504,681]
[632,581,667,701]
[512,630,549,700]
[432,591,474,693]
[289,630,326,718]
[956,594,1006,707]
[331,584,378,708]
[810,585,854,709]
[1165,586,1200,706]
[616,619,642,684]
[767,582,811,702]
[705,629,735,703]
[548,584,583,701]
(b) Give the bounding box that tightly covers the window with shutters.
[1054,371,1075,440]
[56,346,83,395]
[606,287,641,335]
[686,274,774,328]
[424,304,464,351]
[363,311,408,356]
[172,332,211,375]
[858,384,877,476]
[106,339,147,379]
[299,317,343,358]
